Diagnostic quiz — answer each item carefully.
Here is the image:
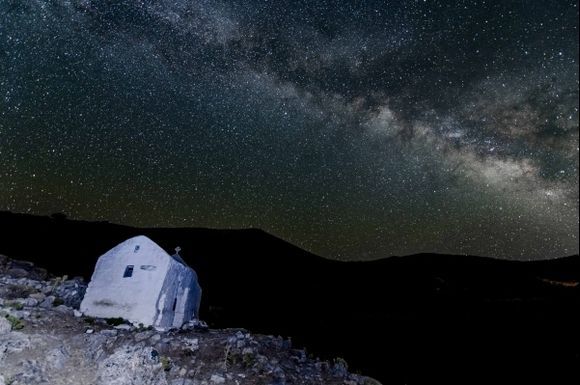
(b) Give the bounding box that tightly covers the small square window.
[123,265,134,278]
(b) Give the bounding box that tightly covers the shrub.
[160,356,172,371]
[4,314,25,330]
[105,317,126,326]
[52,297,65,307]
[5,301,24,311]
[334,357,348,370]
[242,352,256,367]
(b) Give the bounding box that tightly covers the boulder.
[0,317,12,334]
[29,292,46,301]
[210,374,225,384]
[96,346,169,385]
[23,298,39,307]
[40,295,55,308]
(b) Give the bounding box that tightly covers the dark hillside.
[1,211,578,384]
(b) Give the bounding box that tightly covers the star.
[0,0,577,260]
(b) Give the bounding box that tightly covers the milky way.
[1,0,578,260]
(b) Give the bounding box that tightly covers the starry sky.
[0,0,578,260]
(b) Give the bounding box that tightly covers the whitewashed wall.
[80,236,172,325]
[81,235,202,328]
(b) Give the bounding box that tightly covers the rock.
[55,304,73,315]
[22,310,32,317]
[210,374,226,384]
[4,259,49,280]
[97,346,169,385]
[29,292,46,301]
[41,285,53,294]
[52,278,87,309]
[23,297,39,307]
[234,331,245,339]
[195,319,209,331]
[0,283,37,300]
[271,366,287,385]
[170,380,194,385]
[331,359,349,377]
[0,316,12,334]
[183,337,199,352]
[11,359,48,383]
[0,255,373,385]
[46,346,70,369]
[6,267,29,278]
[134,331,153,342]
[0,328,32,361]
[40,295,55,308]
[181,319,208,331]
[242,347,255,356]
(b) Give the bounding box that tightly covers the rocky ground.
[0,256,380,385]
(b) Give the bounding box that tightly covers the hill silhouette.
[0,211,578,384]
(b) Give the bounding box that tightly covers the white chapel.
[80,235,202,328]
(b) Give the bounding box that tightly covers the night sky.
[1,0,578,260]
